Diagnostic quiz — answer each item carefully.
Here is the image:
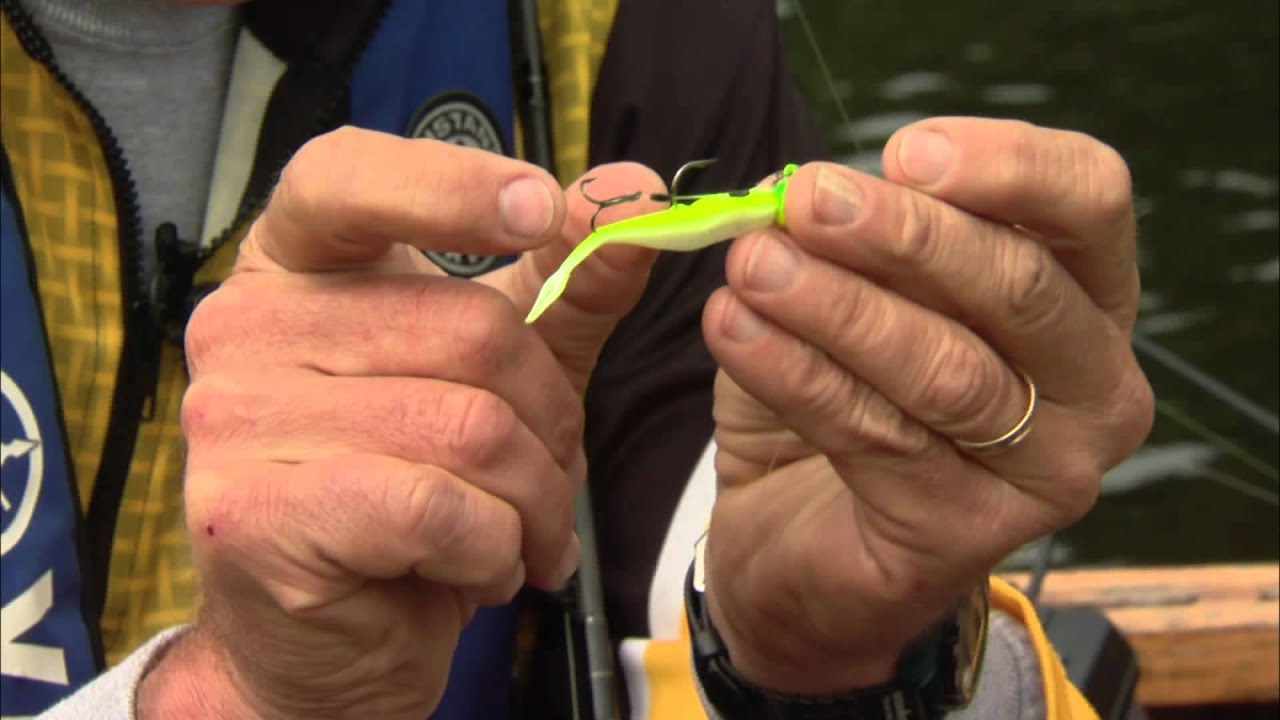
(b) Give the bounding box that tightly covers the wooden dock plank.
[1000,563,1278,707]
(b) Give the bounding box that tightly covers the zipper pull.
[138,222,199,421]
[151,222,201,345]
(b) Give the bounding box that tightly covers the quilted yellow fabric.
[1,17,121,516]
[1,17,200,662]
[538,0,617,185]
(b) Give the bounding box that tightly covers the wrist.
[703,584,906,695]
[687,538,991,720]
[137,626,257,720]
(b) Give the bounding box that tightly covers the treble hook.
[649,158,719,207]
[578,158,722,229]
[579,177,644,231]
[768,165,793,185]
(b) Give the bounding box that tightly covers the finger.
[185,274,586,473]
[482,162,668,392]
[880,118,1140,326]
[716,231,1058,454]
[780,163,1133,408]
[701,290,1034,554]
[186,453,529,607]
[183,371,580,591]
[723,229,1024,446]
[721,229,1131,504]
[242,126,565,273]
[710,371,813,484]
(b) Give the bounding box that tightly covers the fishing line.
[764,435,785,476]
[1200,467,1280,508]
[790,0,860,154]
[1154,398,1279,485]
[1132,332,1279,437]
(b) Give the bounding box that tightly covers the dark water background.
[776,0,1279,567]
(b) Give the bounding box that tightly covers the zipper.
[196,1,395,270]
[2,0,156,619]
[1,0,395,621]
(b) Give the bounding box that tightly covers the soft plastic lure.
[524,160,799,324]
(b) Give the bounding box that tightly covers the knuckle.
[181,468,223,539]
[1050,458,1102,524]
[183,461,272,547]
[180,375,248,446]
[548,402,586,468]
[997,125,1134,230]
[278,133,341,217]
[998,121,1045,193]
[402,470,474,558]
[275,126,373,229]
[781,345,843,412]
[183,281,251,374]
[403,469,523,583]
[1126,375,1157,441]
[437,288,515,376]
[441,387,516,469]
[178,379,218,442]
[825,277,899,359]
[1101,367,1157,460]
[843,385,932,456]
[887,191,941,268]
[524,473,575,565]
[779,345,931,457]
[1083,138,1135,227]
[1001,242,1063,331]
[917,332,998,427]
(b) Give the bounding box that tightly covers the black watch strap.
[684,563,939,720]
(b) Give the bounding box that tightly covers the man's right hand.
[136,127,665,719]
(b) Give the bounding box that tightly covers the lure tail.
[525,265,572,323]
[524,232,608,324]
[524,162,799,324]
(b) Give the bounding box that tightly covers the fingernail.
[814,168,862,226]
[744,232,797,293]
[555,534,581,589]
[722,297,765,343]
[897,130,953,184]
[499,176,555,240]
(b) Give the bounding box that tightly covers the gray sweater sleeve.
[697,609,1047,720]
[37,626,188,720]
[950,609,1046,720]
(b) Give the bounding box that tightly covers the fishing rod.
[1131,332,1278,436]
[510,2,616,718]
[511,0,555,176]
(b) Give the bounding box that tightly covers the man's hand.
[700,118,1154,693]
[138,127,665,719]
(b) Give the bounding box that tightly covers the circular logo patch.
[407,93,510,278]
[2,370,44,556]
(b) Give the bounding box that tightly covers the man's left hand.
[701,117,1154,693]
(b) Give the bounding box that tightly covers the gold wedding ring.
[954,369,1038,455]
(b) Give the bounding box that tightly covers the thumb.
[481,162,668,393]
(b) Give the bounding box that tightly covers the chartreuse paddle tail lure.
[524,160,799,324]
